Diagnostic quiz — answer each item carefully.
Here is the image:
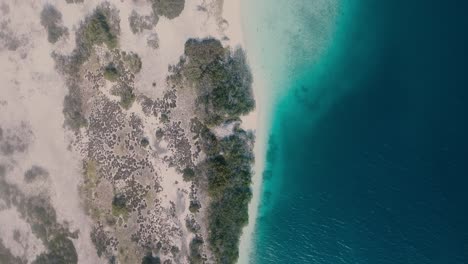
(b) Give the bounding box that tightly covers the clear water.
[244,0,468,263]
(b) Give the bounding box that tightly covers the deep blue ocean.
[252,0,468,263]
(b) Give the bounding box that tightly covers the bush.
[33,235,78,264]
[129,11,158,34]
[160,113,169,123]
[120,88,136,110]
[112,84,136,110]
[189,236,204,264]
[140,137,150,147]
[197,129,254,263]
[155,129,164,140]
[122,52,143,74]
[151,0,185,19]
[189,200,201,213]
[0,240,25,264]
[141,254,160,264]
[81,9,118,49]
[24,165,49,183]
[112,194,128,218]
[182,38,255,125]
[169,37,256,264]
[90,226,109,257]
[104,64,119,82]
[40,4,68,43]
[73,4,119,65]
[182,167,195,181]
[63,85,87,130]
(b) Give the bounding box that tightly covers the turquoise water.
[246,0,468,263]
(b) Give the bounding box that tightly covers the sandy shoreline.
[224,0,269,263]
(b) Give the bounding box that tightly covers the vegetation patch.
[24,165,49,183]
[104,64,120,82]
[155,128,164,140]
[151,0,185,20]
[129,10,158,34]
[182,38,255,125]
[33,235,78,264]
[112,194,129,218]
[200,128,254,264]
[0,174,78,264]
[122,51,142,74]
[60,3,120,70]
[140,137,150,147]
[80,8,118,50]
[90,225,112,258]
[63,85,87,130]
[111,84,136,110]
[80,160,102,220]
[40,4,68,43]
[141,254,161,264]
[188,235,204,264]
[168,37,256,263]
[182,167,195,181]
[0,239,25,264]
[57,4,120,130]
[188,200,201,213]
[147,33,159,49]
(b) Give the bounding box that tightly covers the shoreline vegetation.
[171,38,256,264]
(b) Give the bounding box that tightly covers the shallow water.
[246,0,468,263]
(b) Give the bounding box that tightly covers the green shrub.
[160,113,169,123]
[120,88,136,110]
[182,167,195,181]
[90,227,108,257]
[151,0,185,19]
[155,129,164,140]
[24,165,49,183]
[189,200,201,213]
[40,4,68,43]
[198,129,254,263]
[141,254,160,264]
[140,137,150,147]
[170,37,256,264]
[0,240,25,264]
[129,11,158,34]
[81,9,118,50]
[182,38,255,125]
[104,64,119,82]
[112,194,128,218]
[112,84,136,110]
[63,86,87,130]
[189,236,204,264]
[33,235,78,264]
[73,4,119,67]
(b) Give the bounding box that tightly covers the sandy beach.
[227,0,270,263]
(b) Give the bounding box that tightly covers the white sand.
[0,1,100,262]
